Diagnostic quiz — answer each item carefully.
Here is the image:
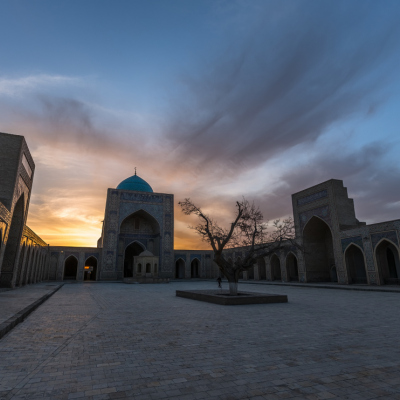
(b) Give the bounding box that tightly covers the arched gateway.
[303,216,334,282]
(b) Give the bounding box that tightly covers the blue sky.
[0,0,399,247]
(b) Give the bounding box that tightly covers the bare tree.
[179,198,296,295]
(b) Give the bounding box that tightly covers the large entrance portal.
[303,217,334,282]
[191,258,199,278]
[84,256,98,281]
[286,253,299,281]
[271,254,281,281]
[63,256,78,280]
[175,259,185,279]
[375,240,400,284]
[0,195,25,288]
[345,245,367,284]
[124,242,145,278]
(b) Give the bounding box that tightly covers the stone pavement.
[0,283,63,339]
[0,281,400,400]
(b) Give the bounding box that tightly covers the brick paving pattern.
[0,283,62,324]
[0,281,399,399]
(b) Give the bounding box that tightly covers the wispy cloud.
[0,74,80,97]
[166,1,400,173]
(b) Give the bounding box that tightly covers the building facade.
[0,131,399,287]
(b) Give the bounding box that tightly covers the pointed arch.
[0,194,25,287]
[124,241,145,278]
[175,258,185,279]
[63,255,78,280]
[257,257,266,280]
[84,256,98,281]
[191,258,200,278]
[120,209,160,235]
[286,252,299,282]
[270,254,281,281]
[302,216,334,282]
[15,242,27,286]
[344,243,368,284]
[374,239,400,284]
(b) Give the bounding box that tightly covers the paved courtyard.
[0,281,399,400]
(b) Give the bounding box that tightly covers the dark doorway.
[124,242,144,278]
[345,245,367,284]
[84,256,98,281]
[191,258,199,278]
[63,256,78,280]
[0,195,25,287]
[271,254,281,280]
[286,253,299,281]
[375,240,400,284]
[303,217,334,282]
[175,259,185,279]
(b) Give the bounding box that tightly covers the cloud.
[254,142,400,224]
[165,0,400,173]
[0,74,80,97]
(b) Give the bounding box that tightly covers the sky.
[1,0,400,249]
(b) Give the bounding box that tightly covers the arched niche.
[286,252,299,282]
[271,254,281,281]
[345,244,367,284]
[175,258,185,279]
[124,241,145,278]
[0,195,25,287]
[375,240,400,284]
[63,255,78,280]
[191,258,200,278]
[120,209,160,255]
[303,216,334,282]
[84,256,98,281]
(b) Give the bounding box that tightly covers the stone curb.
[0,284,64,340]
[236,280,400,293]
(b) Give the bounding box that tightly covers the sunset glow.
[1,1,400,249]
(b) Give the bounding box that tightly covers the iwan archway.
[303,216,334,282]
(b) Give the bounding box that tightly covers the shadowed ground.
[0,281,399,399]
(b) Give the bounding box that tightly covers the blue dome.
[116,174,153,192]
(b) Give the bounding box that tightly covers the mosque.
[0,131,399,288]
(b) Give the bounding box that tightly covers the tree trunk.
[228,280,238,296]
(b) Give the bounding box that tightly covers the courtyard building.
[0,131,399,287]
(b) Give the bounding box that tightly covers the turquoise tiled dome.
[116,174,153,192]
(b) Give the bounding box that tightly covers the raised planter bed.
[176,289,288,305]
